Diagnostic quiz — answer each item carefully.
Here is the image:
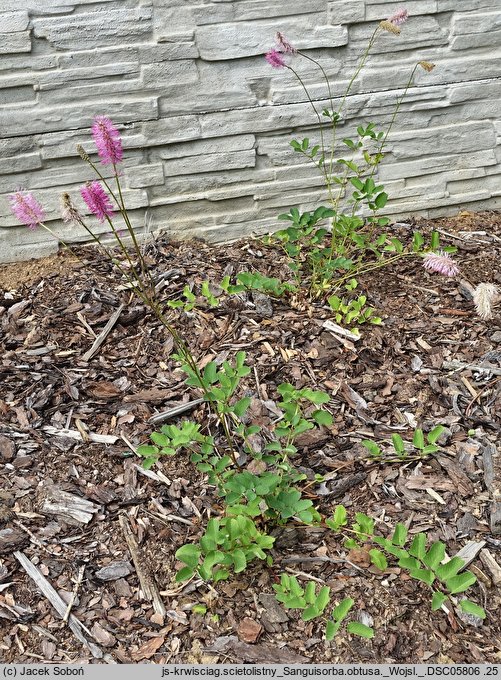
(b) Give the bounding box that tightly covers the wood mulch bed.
[0,210,500,665]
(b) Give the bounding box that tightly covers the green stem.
[286,65,332,198]
[330,250,414,290]
[113,163,156,293]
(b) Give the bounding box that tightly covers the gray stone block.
[142,117,202,145]
[33,7,153,50]
[234,0,326,20]
[349,16,448,52]
[154,134,255,160]
[196,18,347,60]
[1,11,30,32]
[389,121,495,159]
[126,164,165,189]
[162,149,256,177]
[37,62,140,91]
[0,98,159,136]
[328,1,366,25]
[0,31,31,54]
[0,53,56,72]
[141,60,199,88]
[0,153,42,176]
[365,1,438,20]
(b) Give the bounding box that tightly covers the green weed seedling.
[175,515,275,583]
[273,575,374,640]
[326,507,486,622]
[327,293,382,330]
[362,425,445,461]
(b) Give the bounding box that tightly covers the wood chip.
[82,304,124,362]
[479,549,501,586]
[119,513,166,617]
[453,541,486,568]
[237,617,263,644]
[41,487,99,525]
[14,551,103,659]
[322,319,360,341]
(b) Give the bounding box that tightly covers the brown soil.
[0,212,500,665]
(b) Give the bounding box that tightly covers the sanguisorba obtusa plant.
[8,118,225,435]
[264,10,459,298]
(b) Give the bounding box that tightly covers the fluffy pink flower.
[91,116,123,165]
[80,181,114,222]
[265,49,287,69]
[423,251,459,277]
[9,191,45,230]
[388,8,409,26]
[275,32,297,54]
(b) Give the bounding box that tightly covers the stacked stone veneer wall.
[0,1,500,262]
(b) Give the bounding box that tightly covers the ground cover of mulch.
[0,211,500,665]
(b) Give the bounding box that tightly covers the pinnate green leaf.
[332,597,354,622]
[175,544,201,570]
[412,428,425,449]
[409,568,435,586]
[427,425,445,444]
[325,620,340,641]
[312,409,333,426]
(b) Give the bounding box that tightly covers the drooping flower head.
[388,8,409,26]
[9,191,45,230]
[380,20,401,34]
[418,61,436,73]
[60,192,84,226]
[91,116,123,166]
[473,283,498,320]
[265,48,287,69]
[423,251,459,277]
[275,32,297,55]
[80,181,114,223]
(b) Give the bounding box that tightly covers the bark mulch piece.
[0,211,500,664]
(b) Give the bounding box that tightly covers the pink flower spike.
[275,32,297,55]
[9,191,45,230]
[265,49,287,69]
[91,116,123,165]
[388,8,409,26]
[423,251,459,277]
[80,181,114,223]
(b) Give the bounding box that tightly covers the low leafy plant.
[175,515,275,583]
[362,425,445,461]
[326,507,486,621]
[273,574,374,640]
[138,353,334,580]
[327,293,382,330]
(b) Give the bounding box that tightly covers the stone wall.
[0,0,500,262]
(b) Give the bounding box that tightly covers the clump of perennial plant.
[263,11,457,304]
[8,117,208,408]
